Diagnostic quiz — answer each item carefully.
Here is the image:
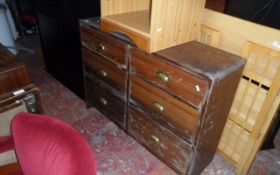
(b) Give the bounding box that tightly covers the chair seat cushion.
[11,112,96,175]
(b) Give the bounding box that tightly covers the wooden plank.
[244,87,267,131]
[229,78,248,120]
[150,0,206,52]
[101,0,151,16]
[240,42,280,135]
[232,130,252,162]
[250,68,280,137]
[202,9,280,55]
[242,42,280,82]
[240,94,280,174]
[203,10,280,174]
[217,40,280,175]
[102,10,151,36]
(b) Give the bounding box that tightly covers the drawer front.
[130,76,200,140]
[80,25,127,66]
[131,48,208,107]
[85,76,126,128]
[82,48,127,94]
[0,65,30,94]
[128,106,192,174]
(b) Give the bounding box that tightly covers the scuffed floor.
[16,36,280,175]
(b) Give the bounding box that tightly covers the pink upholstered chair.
[0,112,96,175]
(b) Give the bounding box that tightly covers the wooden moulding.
[100,0,206,52]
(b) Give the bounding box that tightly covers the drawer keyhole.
[153,102,165,113]
[156,71,170,82]
[149,135,160,143]
[99,97,108,106]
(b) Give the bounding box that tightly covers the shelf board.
[102,10,151,37]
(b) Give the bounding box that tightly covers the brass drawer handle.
[97,42,106,51]
[149,135,160,143]
[99,97,108,106]
[153,102,165,113]
[99,70,108,77]
[156,71,170,82]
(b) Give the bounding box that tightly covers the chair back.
[11,112,96,175]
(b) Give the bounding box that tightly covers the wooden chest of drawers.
[80,19,245,175]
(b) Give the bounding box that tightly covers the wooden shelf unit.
[100,0,206,52]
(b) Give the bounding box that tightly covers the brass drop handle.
[99,97,108,106]
[149,135,160,143]
[156,71,170,82]
[97,42,106,51]
[153,102,165,113]
[99,70,108,77]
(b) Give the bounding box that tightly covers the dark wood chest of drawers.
[80,19,245,175]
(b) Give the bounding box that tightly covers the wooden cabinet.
[80,19,245,175]
[100,0,206,52]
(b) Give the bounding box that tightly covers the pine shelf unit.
[100,0,206,52]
